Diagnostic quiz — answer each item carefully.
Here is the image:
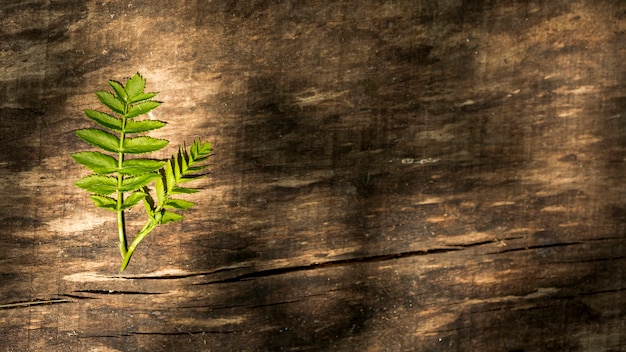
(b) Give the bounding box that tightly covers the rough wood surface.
[1,1,625,351]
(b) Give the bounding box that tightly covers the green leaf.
[178,149,189,174]
[142,192,156,219]
[121,191,147,210]
[155,176,166,207]
[186,140,212,172]
[173,151,182,181]
[84,110,123,131]
[197,140,213,155]
[164,159,176,193]
[160,211,184,224]
[96,91,125,115]
[76,129,120,153]
[71,151,118,174]
[124,73,146,101]
[75,175,118,195]
[164,198,195,210]
[129,92,157,104]
[125,119,166,134]
[120,173,160,192]
[108,80,128,103]
[120,159,165,175]
[190,140,212,162]
[176,176,204,184]
[126,101,161,119]
[182,141,211,172]
[171,186,199,194]
[89,195,117,210]
[123,136,168,154]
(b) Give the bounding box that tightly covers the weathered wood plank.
[1,0,625,351]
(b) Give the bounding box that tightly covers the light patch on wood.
[489,201,516,207]
[63,272,119,282]
[555,85,596,95]
[558,108,583,118]
[121,268,213,279]
[87,346,124,352]
[439,231,496,246]
[295,89,348,108]
[541,205,568,212]
[47,214,108,234]
[171,316,246,328]
[414,123,461,142]
[425,216,451,223]
[507,227,541,235]
[457,99,475,107]
[413,311,459,335]
[558,222,581,228]
[472,287,559,303]
[269,170,334,188]
[415,287,560,332]
[415,197,443,205]
[472,270,515,284]
[401,157,440,165]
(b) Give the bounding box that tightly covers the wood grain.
[1,1,625,351]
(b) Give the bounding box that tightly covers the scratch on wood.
[415,288,560,335]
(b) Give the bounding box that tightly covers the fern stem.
[120,218,158,271]
[116,211,127,257]
[116,107,129,257]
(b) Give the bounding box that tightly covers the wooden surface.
[1,1,625,351]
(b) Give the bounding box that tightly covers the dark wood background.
[1,1,625,351]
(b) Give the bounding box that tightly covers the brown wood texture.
[1,1,625,351]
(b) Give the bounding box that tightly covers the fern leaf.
[160,211,184,224]
[155,176,166,207]
[84,110,123,131]
[71,151,117,175]
[96,91,125,115]
[125,119,166,134]
[76,129,120,153]
[164,159,177,193]
[122,136,168,154]
[124,73,146,101]
[89,195,117,210]
[120,173,161,192]
[164,198,195,210]
[120,191,147,210]
[108,80,128,103]
[75,175,118,195]
[120,159,166,175]
[126,101,161,119]
[171,186,199,194]
[129,92,157,104]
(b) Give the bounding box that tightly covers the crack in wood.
[486,236,625,255]
[488,241,583,254]
[0,298,70,309]
[559,287,626,299]
[73,289,163,295]
[556,255,626,264]
[57,293,96,300]
[80,330,242,338]
[191,238,536,285]
[200,247,464,285]
[115,265,252,280]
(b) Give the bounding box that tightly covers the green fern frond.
[71,73,212,271]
